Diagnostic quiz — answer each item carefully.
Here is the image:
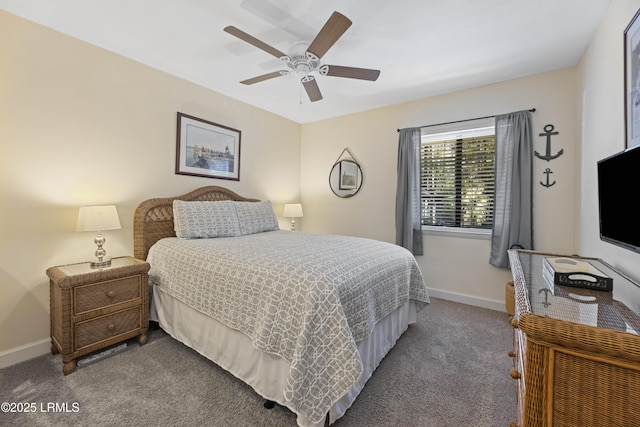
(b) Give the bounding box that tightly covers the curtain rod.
[396,108,536,132]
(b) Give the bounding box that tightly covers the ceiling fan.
[224,11,380,102]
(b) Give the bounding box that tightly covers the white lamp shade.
[283,203,303,218]
[76,205,121,232]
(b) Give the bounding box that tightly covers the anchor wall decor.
[541,168,555,188]
[535,124,562,188]
[535,124,563,161]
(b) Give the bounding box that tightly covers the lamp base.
[90,232,111,268]
[90,258,112,269]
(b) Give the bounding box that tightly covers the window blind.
[420,135,496,229]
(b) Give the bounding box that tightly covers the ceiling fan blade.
[320,65,380,81]
[240,0,316,40]
[302,77,323,102]
[307,11,352,59]
[224,26,287,58]
[240,71,285,85]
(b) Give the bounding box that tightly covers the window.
[420,122,495,230]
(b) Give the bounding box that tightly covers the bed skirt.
[150,286,416,426]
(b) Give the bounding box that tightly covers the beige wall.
[0,12,301,359]
[301,68,579,307]
[577,0,640,279]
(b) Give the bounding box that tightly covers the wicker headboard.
[133,186,259,260]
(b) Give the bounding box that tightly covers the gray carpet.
[0,298,515,426]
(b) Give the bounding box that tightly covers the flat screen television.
[597,145,640,254]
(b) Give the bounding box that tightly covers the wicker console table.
[507,250,640,427]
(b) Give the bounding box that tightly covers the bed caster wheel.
[263,400,275,409]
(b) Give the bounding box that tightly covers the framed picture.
[339,160,359,190]
[175,112,241,180]
[624,9,640,148]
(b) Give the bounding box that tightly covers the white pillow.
[234,201,279,235]
[173,200,240,239]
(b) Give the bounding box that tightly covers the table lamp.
[283,203,303,231]
[76,205,121,268]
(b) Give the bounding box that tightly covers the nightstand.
[46,256,150,375]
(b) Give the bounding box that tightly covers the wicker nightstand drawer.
[74,276,141,315]
[75,307,142,350]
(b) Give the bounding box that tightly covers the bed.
[133,186,429,426]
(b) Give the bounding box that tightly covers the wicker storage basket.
[505,280,515,318]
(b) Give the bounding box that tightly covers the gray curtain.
[490,110,533,268]
[395,127,423,255]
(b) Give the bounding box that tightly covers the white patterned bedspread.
[147,230,429,423]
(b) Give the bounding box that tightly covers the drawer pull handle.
[509,369,521,380]
[107,323,115,332]
[106,290,116,298]
[510,318,518,329]
[507,350,516,358]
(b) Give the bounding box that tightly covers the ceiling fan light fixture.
[295,63,311,74]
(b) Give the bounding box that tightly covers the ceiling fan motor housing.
[281,41,320,76]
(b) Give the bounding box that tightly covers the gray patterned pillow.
[234,201,279,235]
[173,200,241,239]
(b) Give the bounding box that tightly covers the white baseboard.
[427,287,506,313]
[0,338,51,370]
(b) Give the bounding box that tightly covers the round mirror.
[329,160,363,198]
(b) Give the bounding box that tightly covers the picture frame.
[624,9,640,148]
[339,160,359,190]
[175,112,241,180]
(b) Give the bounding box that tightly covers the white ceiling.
[2,0,612,124]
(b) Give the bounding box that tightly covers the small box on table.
[543,256,613,292]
